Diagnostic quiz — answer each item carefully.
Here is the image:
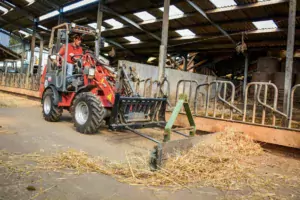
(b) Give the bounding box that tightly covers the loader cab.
[44,23,99,92]
[45,25,70,92]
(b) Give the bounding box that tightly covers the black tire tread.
[42,89,62,122]
[71,92,105,134]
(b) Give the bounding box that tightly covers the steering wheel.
[71,54,83,63]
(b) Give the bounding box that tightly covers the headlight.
[44,80,49,88]
[88,68,95,76]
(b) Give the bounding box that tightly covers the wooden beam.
[97,1,291,34]
[0,29,22,42]
[102,12,196,33]
[39,0,60,10]
[206,0,289,14]
[168,113,300,149]
[105,28,297,46]
[186,0,236,45]
[101,6,161,42]
[132,40,300,54]
[0,17,42,40]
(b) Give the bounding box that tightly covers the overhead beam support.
[207,0,289,14]
[96,0,290,34]
[283,0,297,116]
[186,0,236,45]
[158,0,170,81]
[38,39,44,74]
[39,0,60,10]
[105,28,297,46]
[101,6,161,42]
[25,22,36,87]
[58,7,64,24]
[21,41,25,73]
[5,3,34,21]
[0,29,22,42]
[243,53,249,98]
[95,0,103,57]
[0,17,42,40]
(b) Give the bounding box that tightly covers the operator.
[58,34,83,90]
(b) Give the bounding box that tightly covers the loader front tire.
[42,89,62,122]
[71,92,105,134]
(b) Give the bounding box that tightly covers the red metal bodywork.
[40,52,116,109]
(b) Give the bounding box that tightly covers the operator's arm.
[58,44,66,57]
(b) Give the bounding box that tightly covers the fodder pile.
[1,130,300,198]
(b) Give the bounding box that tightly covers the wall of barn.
[119,60,217,106]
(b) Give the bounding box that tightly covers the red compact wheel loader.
[39,23,197,169]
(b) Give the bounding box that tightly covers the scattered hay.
[1,130,300,198]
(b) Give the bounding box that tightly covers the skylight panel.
[0,6,8,14]
[134,11,156,21]
[175,29,196,37]
[252,20,277,29]
[4,1,16,8]
[104,19,123,28]
[19,30,30,37]
[39,10,59,21]
[25,0,35,5]
[38,25,49,31]
[87,23,106,31]
[63,0,97,12]
[209,0,237,8]
[124,36,140,43]
[159,5,184,17]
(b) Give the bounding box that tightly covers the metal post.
[29,31,36,75]
[58,7,63,24]
[243,53,249,98]
[4,61,8,73]
[158,0,170,81]
[26,24,36,87]
[283,0,297,115]
[95,0,103,57]
[183,53,188,71]
[21,41,25,73]
[38,39,44,75]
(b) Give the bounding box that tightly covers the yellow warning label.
[107,93,112,102]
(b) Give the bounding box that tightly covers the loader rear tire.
[71,92,105,134]
[42,89,62,122]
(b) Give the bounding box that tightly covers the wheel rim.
[75,101,89,125]
[44,96,51,115]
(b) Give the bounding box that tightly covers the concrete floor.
[0,96,221,200]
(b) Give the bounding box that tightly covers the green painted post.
[164,93,196,142]
[164,99,184,142]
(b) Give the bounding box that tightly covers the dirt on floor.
[0,91,300,200]
[0,91,40,108]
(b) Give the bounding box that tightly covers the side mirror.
[49,55,57,61]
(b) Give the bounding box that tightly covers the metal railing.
[193,80,241,120]
[175,80,198,105]
[135,77,170,99]
[243,82,287,126]
[1,71,300,131]
[0,72,40,91]
[172,78,300,131]
[289,84,300,128]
